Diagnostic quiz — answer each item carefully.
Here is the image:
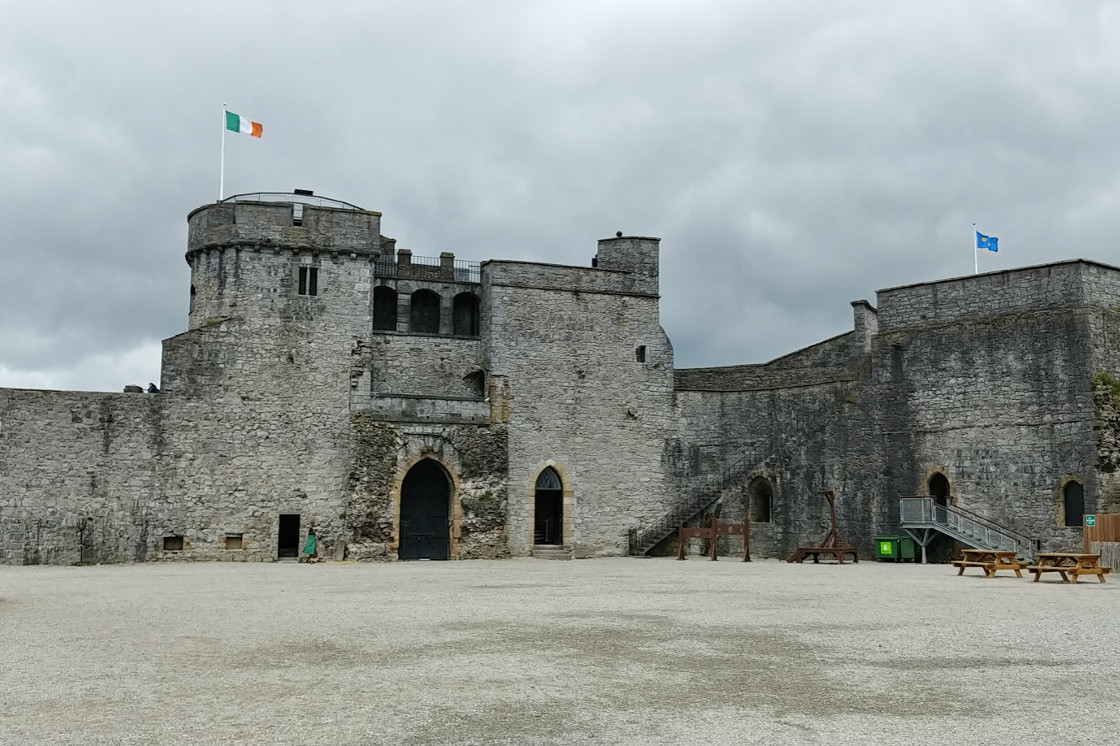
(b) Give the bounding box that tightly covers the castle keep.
[2,192,1116,564]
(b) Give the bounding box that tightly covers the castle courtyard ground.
[1,557,1118,745]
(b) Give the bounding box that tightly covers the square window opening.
[225,534,243,550]
[163,535,184,551]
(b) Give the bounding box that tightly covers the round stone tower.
[185,192,383,329]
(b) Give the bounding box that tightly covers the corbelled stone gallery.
[1,192,1115,564]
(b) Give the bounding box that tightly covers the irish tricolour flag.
[225,110,262,138]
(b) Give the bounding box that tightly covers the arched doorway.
[747,478,773,523]
[452,292,480,336]
[929,473,951,508]
[410,289,441,334]
[399,459,451,560]
[1063,481,1084,527]
[373,285,398,331]
[534,467,564,546]
[924,471,955,563]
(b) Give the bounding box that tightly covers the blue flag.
[976,231,999,252]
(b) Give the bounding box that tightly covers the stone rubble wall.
[345,417,509,561]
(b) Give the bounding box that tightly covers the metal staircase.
[898,496,1037,561]
[628,452,778,556]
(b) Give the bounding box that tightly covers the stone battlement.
[187,198,383,258]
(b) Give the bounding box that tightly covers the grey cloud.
[2,1,1120,390]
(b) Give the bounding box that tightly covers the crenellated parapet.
[186,193,384,259]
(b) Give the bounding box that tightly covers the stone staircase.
[627,451,779,556]
[531,547,573,560]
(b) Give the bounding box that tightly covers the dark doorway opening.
[748,478,773,523]
[399,460,451,560]
[373,286,398,331]
[410,290,441,334]
[929,473,951,507]
[278,514,301,558]
[1063,481,1084,527]
[534,467,564,546]
[452,292,480,336]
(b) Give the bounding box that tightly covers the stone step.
[531,548,573,560]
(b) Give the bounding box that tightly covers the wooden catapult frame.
[786,490,859,564]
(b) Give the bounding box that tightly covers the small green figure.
[300,528,318,563]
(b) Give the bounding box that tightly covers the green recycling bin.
[875,535,900,561]
[898,535,916,561]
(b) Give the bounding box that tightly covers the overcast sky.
[3,1,1120,391]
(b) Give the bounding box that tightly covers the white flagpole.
[219,104,227,201]
[972,222,978,275]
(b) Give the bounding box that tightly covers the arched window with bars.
[410,289,441,334]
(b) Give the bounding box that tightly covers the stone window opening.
[410,289,441,334]
[162,535,184,551]
[373,286,398,331]
[189,285,196,314]
[224,533,243,550]
[747,478,773,523]
[1062,480,1084,527]
[298,266,319,296]
[463,370,486,398]
[453,292,480,336]
[636,345,647,363]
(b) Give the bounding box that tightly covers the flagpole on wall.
[972,222,978,275]
[219,103,227,202]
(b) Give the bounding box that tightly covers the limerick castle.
[2,192,1118,565]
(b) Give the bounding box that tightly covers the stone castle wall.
[0,390,160,564]
[872,262,1111,552]
[4,195,1118,565]
[671,302,878,558]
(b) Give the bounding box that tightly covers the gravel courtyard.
[1,557,1118,745]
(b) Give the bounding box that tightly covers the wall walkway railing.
[373,254,481,284]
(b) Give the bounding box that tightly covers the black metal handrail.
[220,192,365,211]
[373,255,481,283]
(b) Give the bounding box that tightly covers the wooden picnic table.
[951,548,1024,578]
[1027,552,1110,584]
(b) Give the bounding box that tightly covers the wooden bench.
[1027,552,1110,584]
[951,549,1024,578]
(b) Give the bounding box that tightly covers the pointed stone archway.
[534,467,564,545]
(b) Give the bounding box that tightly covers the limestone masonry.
[2,192,1115,564]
